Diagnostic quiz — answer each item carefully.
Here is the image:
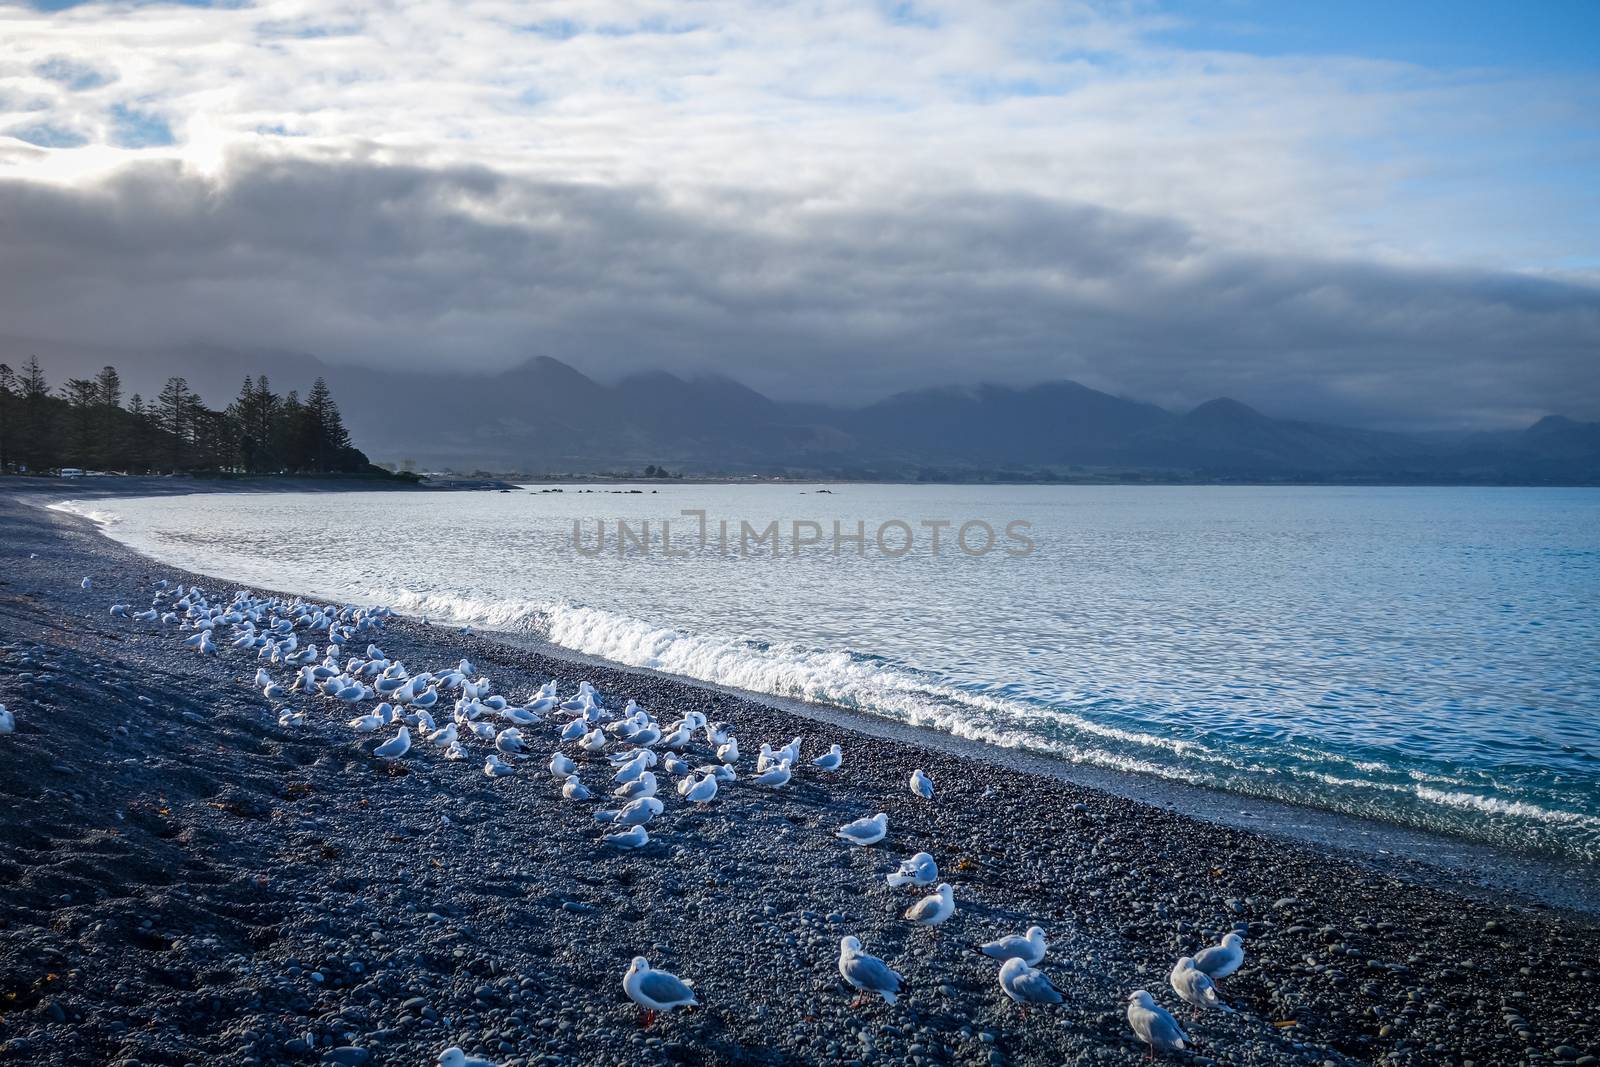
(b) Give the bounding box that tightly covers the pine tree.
[156,376,191,471]
[126,394,152,473]
[17,356,54,473]
[93,365,123,469]
[61,377,99,467]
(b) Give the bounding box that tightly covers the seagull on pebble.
[550,752,578,777]
[349,712,384,733]
[603,824,649,849]
[1170,956,1232,1017]
[998,957,1062,1013]
[886,852,938,889]
[905,883,955,931]
[561,774,591,801]
[373,726,410,760]
[623,957,698,1027]
[437,1047,501,1067]
[980,926,1047,966]
[443,741,468,761]
[1193,932,1245,985]
[812,743,843,771]
[109,603,129,618]
[484,754,515,777]
[614,771,659,800]
[495,727,526,755]
[596,797,664,827]
[751,761,792,789]
[716,736,740,765]
[1127,991,1189,1058]
[683,773,718,806]
[81,577,93,590]
[277,709,304,727]
[838,936,901,1007]
[429,723,458,746]
[0,704,15,734]
[836,812,888,846]
[909,768,934,799]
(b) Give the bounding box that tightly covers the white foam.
[47,499,122,527]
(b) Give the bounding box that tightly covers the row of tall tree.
[0,357,379,476]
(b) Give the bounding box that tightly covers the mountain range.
[11,339,1599,483]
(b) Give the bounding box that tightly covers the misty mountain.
[6,339,1595,483]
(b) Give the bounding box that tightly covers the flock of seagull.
[97,577,1249,1062]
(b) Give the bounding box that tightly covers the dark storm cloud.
[1,152,1595,429]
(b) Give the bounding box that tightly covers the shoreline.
[28,481,1600,919]
[3,493,1599,1065]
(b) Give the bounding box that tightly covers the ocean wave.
[47,499,122,527]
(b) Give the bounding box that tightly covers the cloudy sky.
[1,0,1596,429]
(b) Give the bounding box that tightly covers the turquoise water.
[62,485,1600,863]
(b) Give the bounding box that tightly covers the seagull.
[277,709,304,727]
[561,774,592,801]
[614,771,659,800]
[1193,932,1245,984]
[1170,956,1232,1016]
[0,704,14,734]
[429,723,458,746]
[812,743,843,771]
[683,773,718,806]
[909,769,934,800]
[596,797,664,827]
[1127,991,1189,1058]
[623,957,697,1027]
[603,824,649,849]
[836,812,888,846]
[109,604,129,618]
[886,852,938,889]
[550,752,578,777]
[81,577,93,590]
[443,741,468,761]
[905,883,955,930]
[484,754,515,777]
[437,1047,501,1067]
[980,925,1047,965]
[580,728,608,753]
[998,957,1062,1012]
[495,727,526,755]
[349,712,384,733]
[751,761,792,789]
[716,737,740,765]
[660,753,689,776]
[838,936,902,1007]
[373,726,411,760]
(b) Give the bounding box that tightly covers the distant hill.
[7,339,1596,482]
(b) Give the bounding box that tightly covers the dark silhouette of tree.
[0,363,14,473]
[61,377,99,467]
[17,357,54,473]
[0,357,387,478]
[156,377,192,471]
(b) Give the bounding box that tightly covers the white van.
[59,468,85,479]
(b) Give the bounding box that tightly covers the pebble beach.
[1,493,1597,1067]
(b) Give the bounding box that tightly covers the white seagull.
[812,743,843,771]
[683,774,719,806]
[1127,991,1189,1057]
[623,957,697,1027]
[751,761,792,789]
[484,754,515,777]
[549,752,578,777]
[904,883,955,930]
[1170,956,1231,1016]
[561,774,591,801]
[0,704,14,735]
[980,925,1047,966]
[885,852,938,889]
[998,957,1062,1011]
[603,824,649,849]
[1193,932,1245,984]
[909,768,934,799]
[373,726,411,760]
[836,812,889,846]
[437,1047,501,1067]
[838,936,902,1007]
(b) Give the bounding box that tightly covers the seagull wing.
[638,970,697,1007]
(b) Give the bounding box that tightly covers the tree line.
[0,356,384,477]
